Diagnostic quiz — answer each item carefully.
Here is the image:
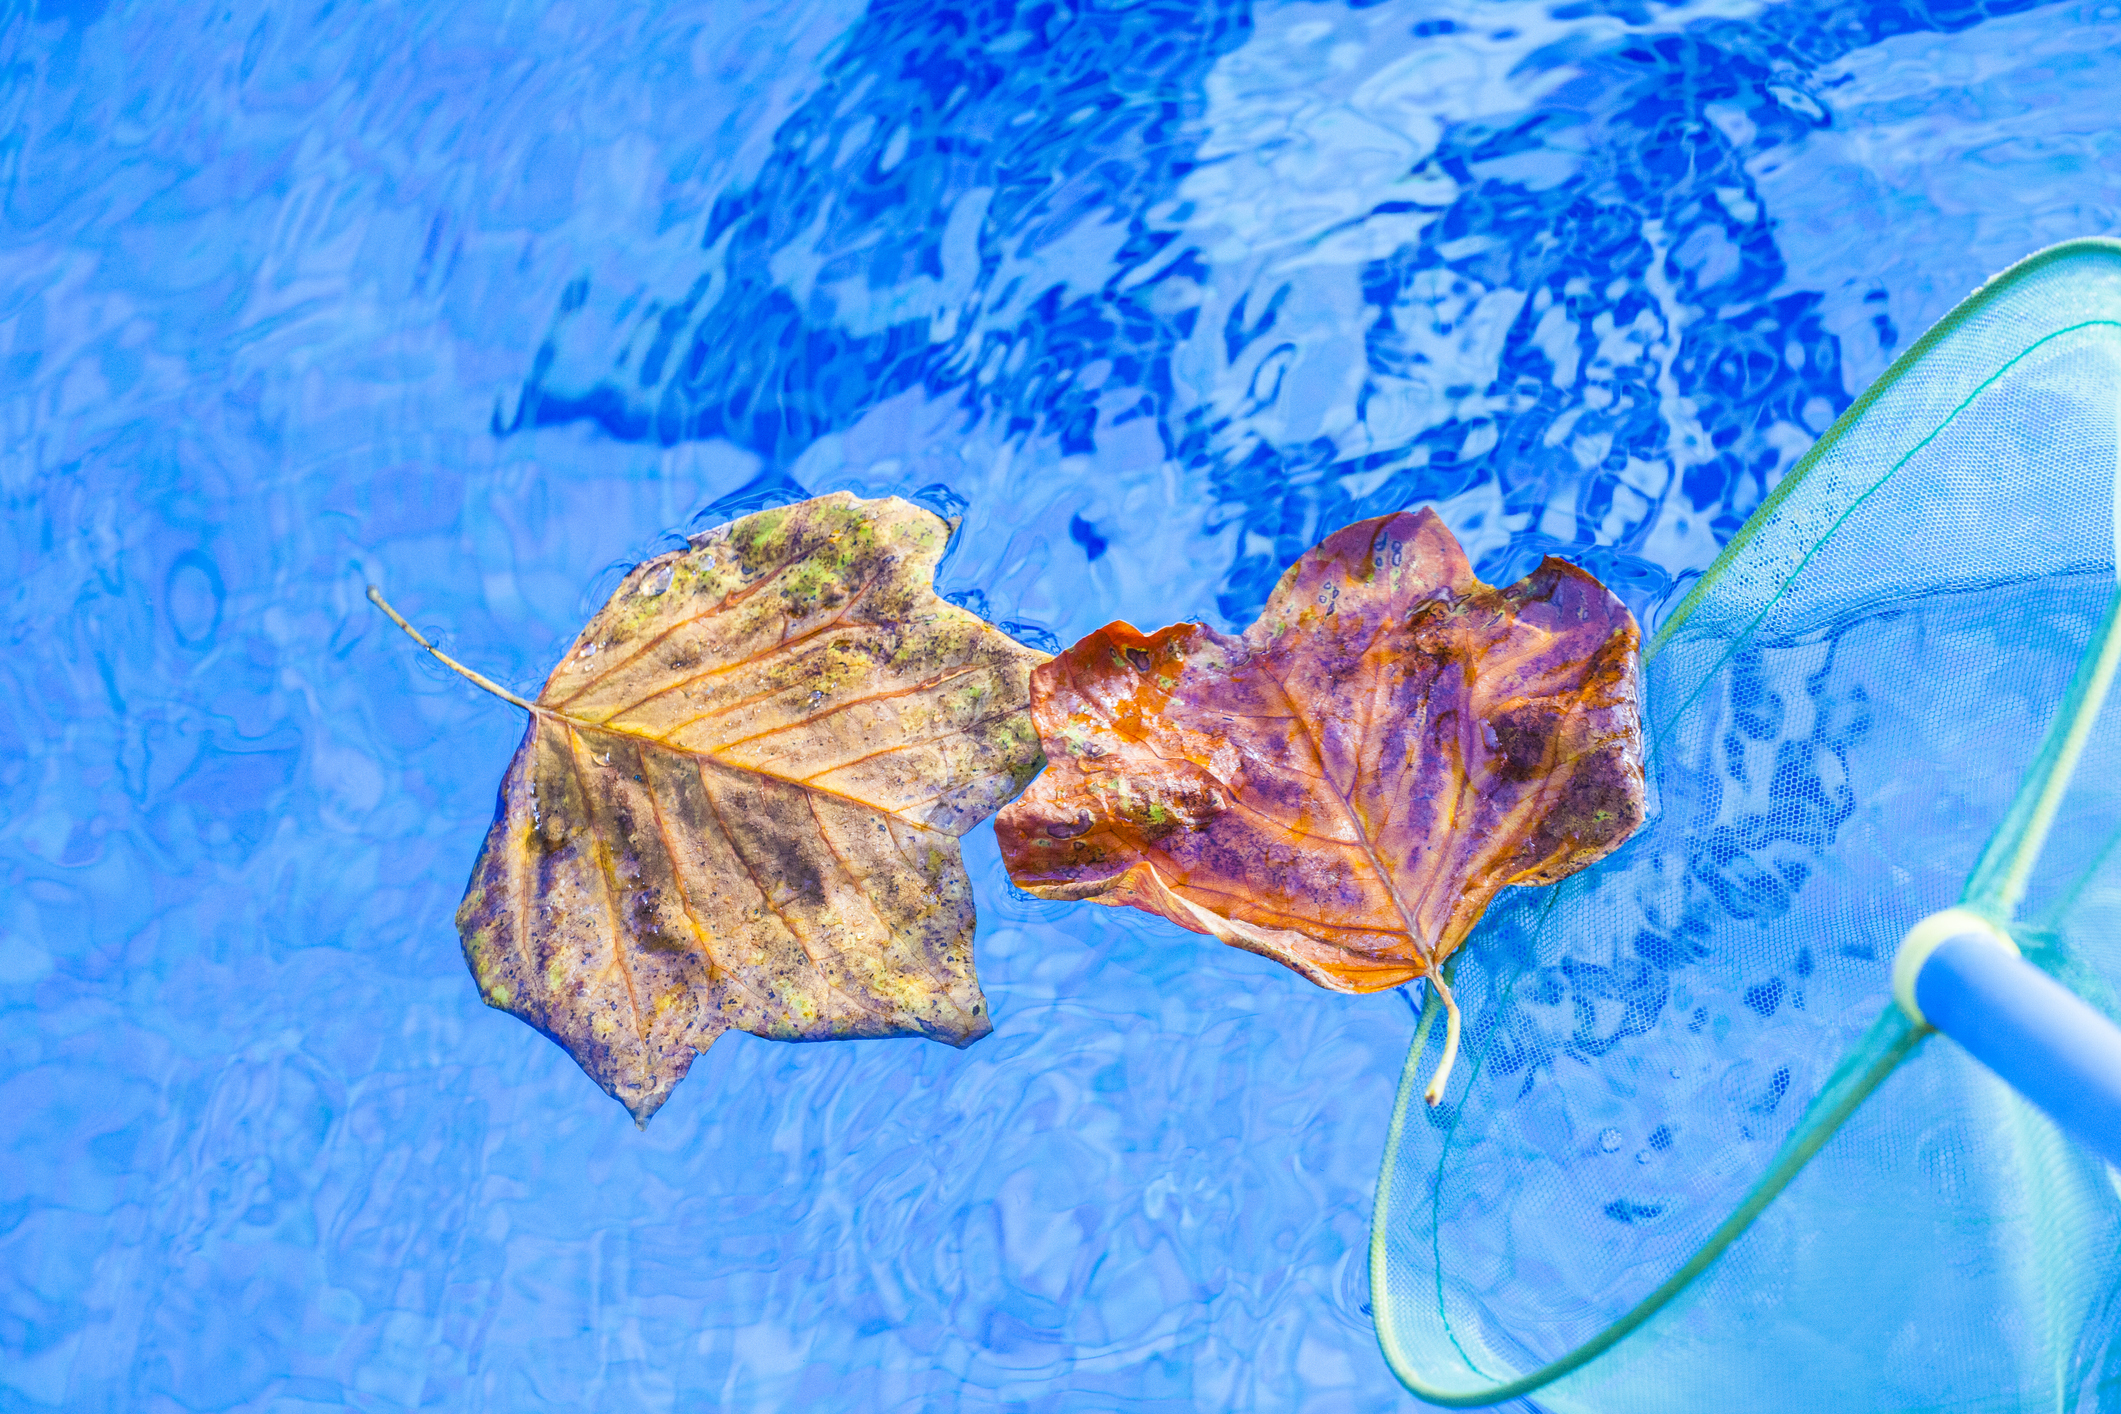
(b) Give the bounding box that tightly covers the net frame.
[1369,237,2121,1410]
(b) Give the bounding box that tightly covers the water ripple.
[2,0,2117,1407]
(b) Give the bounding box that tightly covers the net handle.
[1904,924,2121,1169]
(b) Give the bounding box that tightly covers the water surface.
[4,0,2119,1407]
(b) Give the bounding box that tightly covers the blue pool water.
[5,0,2119,1408]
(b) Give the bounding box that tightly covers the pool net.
[1371,238,2121,1413]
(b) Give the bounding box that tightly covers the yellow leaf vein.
[563,723,647,1042]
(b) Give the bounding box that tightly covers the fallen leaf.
[996,507,1644,1100]
[373,493,1048,1123]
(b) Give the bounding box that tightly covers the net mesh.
[1371,238,2121,1414]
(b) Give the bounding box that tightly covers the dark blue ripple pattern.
[517,0,2090,633]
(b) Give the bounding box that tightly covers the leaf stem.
[1420,969,1463,1105]
[366,585,536,712]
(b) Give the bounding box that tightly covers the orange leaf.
[996,508,1644,1099]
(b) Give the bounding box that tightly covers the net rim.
[1647,237,2121,664]
[1370,236,2121,1409]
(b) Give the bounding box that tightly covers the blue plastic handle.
[1917,933,2121,1169]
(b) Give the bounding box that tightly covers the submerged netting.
[1371,238,2121,1413]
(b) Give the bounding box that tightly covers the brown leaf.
[996,507,1643,1099]
[380,493,1048,1123]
